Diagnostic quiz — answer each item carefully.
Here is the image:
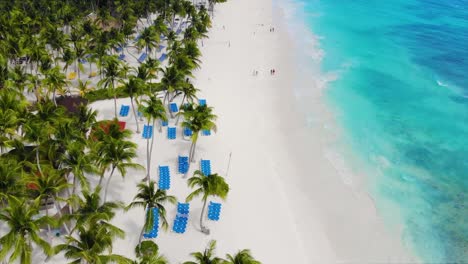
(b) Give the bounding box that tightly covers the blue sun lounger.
[199,99,206,106]
[183,127,193,137]
[158,45,165,52]
[158,166,171,190]
[78,58,87,64]
[202,129,211,136]
[115,46,123,53]
[173,202,190,234]
[161,120,168,127]
[207,202,222,221]
[158,53,168,62]
[167,127,176,140]
[200,159,211,176]
[119,105,130,117]
[118,54,126,61]
[178,156,189,174]
[175,28,182,35]
[138,52,147,63]
[143,207,159,238]
[169,102,178,113]
[142,125,153,139]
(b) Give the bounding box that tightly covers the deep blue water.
[290,0,468,262]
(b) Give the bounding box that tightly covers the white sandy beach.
[42,0,420,263]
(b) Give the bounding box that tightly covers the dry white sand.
[39,0,421,263]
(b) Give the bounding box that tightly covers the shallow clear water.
[285,0,468,262]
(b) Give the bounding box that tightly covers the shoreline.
[272,0,420,262]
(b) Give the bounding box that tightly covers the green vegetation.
[0,0,261,263]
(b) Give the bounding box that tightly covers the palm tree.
[0,196,55,264]
[223,250,261,264]
[186,171,229,234]
[55,222,131,264]
[126,182,176,243]
[122,76,145,133]
[160,66,185,106]
[137,26,159,59]
[23,101,66,177]
[93,121,142,202]
[134,241,168,264]
[0,108,19,153]
[25,165,72,235]
[184,40,202,69]
[68,186,123,234]
[60,141,97,197]
[183,240,225,264]
[61,48,76,77]
[139,95,167,182]
[175,80,199,125]
[181,104,217,162]
[43,66,68,106]
[74,104,98,137]
[0,157,23,203]
[98,55,124,118]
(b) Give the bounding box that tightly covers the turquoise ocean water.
[283,0,468,262]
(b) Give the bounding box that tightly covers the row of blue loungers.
[158,166,171,190]
[143,208,159,238]
[173,202,189,233]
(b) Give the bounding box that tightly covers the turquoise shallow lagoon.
[286,0,468,262]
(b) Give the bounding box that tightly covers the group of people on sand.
[252,69,277,76]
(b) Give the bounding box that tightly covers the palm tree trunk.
[54,200,71,235]
[36,145,44,176]
[189,138,198,162]
[98,169,106,187]
[175,95,186,125]
[144,121,150,183]
[149,119,156,165]
[103,166,116,203]
[200,197,208,231]
[52,88,57,106]
[112,82,118,118]
[130,96,140,133]
[45,196,52,241]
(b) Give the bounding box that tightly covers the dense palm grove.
[0,0,260,263]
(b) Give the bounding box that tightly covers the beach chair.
[178,156,189,174]
[200,159,211,176]
[173,202,190,234]
[161,120,168,127]
[158,45,165,52]
[119,105,130,117]
[142,125,153,139]
[158,53,168,62]
[202,129,211,136]
[199,99,206,106]
[78,58,87,64]
[115,46,123,53]
[118,54,126,61]
[207,202,222,221]
[169,102,179,114]
[167,127,176,140]
[175,28,182,35]
[143,207,160,238]
[183,127,193,137]
[89,71,97,78]
[138,52,148,63]
[158,166,171,190]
